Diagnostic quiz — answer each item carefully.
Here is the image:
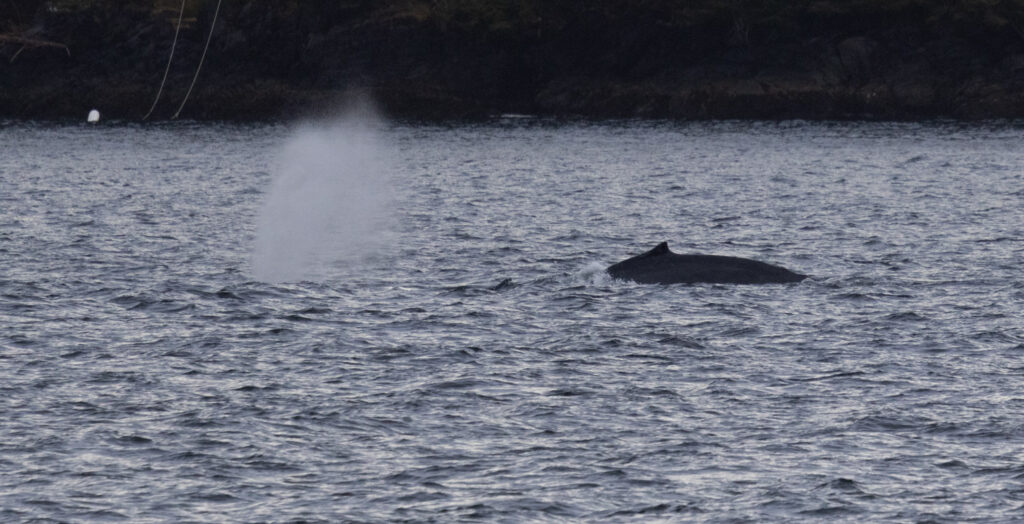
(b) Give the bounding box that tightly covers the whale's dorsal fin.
[645,241,670,257]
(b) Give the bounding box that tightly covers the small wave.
[657,335,706,349]
[441,282,505,296]
[849,413,933,432]
[490,278,515,291]
[602,503,702,518]
[298,306,332,314]
[131,299,196,313]
[936,459,969,469]
[798,505,859,517]
[835,292,875,300]
[884,311,928,322]
[816,478,865,493]
[795,370,867,382]
[718,325,761,337]
[114,435,153,445]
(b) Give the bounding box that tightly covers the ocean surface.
[2,117,1023,522]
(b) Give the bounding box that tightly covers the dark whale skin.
[607,242,806,285]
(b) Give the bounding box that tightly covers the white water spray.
[578,261,613,286]
[252,114,392,283]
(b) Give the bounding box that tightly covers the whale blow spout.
[607,242,806,285]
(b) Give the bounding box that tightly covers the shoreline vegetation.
[2,0,1024,121]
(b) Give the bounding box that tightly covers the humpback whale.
[607,242,806,285]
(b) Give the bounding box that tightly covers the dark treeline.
[3,0,1024,119]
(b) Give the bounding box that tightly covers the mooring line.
[172,0,222,120]
[142,0,186,120]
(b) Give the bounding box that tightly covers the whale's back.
[607,242,806,285]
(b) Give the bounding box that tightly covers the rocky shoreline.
[3,2,1024,121]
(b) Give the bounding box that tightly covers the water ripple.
[2,120,1024,521]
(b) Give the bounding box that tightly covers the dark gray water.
[2,118,1024,522]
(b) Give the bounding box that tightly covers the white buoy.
[87,109,100,123]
